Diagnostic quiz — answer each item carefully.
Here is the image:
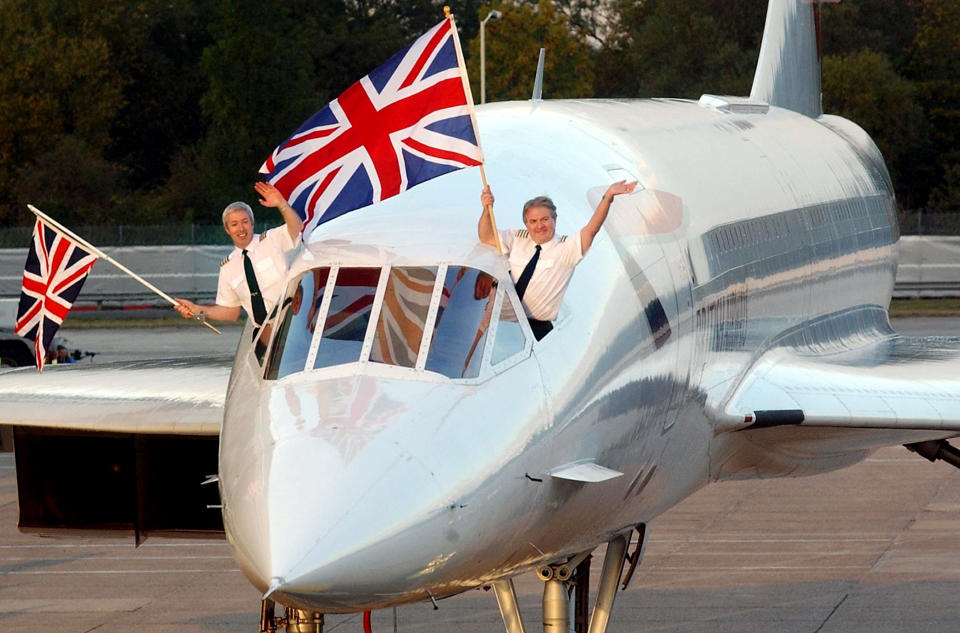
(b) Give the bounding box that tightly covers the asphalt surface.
[0,316,957,632]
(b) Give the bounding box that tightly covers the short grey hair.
[522,196,557,221]
[222,201,254,227]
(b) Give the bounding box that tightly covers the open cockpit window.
[264,268,329,380]
[263,264,528,381]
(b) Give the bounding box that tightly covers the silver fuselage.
[218,99,897,612]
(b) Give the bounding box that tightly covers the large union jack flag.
[260,16,483,238]
[15,219,98,371]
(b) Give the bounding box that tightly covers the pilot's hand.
[174,298,199,319]
[254,181,289,209]
[604,180,638,201]
[481,185,495,208]
[474,273,495,299]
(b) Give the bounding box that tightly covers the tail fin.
[750,0,822,118]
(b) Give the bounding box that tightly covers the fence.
[897,210,960,236]
[0,223,274,248]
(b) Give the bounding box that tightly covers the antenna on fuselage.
[532,48,545,101]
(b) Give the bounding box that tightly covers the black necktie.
[514,245,541,301]
[242,249,267,325]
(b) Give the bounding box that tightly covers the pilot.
[173,181,303,328]
[478,180,637,340]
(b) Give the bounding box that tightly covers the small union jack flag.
[260,15,483,238]
[15,219,98,371]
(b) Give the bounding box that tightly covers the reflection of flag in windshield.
[322,268,380,341]
[371,267,436,367]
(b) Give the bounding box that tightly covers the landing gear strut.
[494,526,644,633]
[260,600,324,633]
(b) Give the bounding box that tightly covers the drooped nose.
[221,378,474,613]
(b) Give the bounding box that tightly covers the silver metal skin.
[6,0,960,628]
[0,357,230,435]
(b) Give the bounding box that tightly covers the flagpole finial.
[443,5,451,18]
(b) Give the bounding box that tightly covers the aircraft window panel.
[425,267,496,379]
[491,288,525,366]
[313,267,381,370]
[264,269,328,380]
[369,266,438,369]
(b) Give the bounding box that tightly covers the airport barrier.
[0,236,957,306]
[0,245,228,307]
[895,236,960,298]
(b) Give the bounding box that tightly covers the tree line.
[1,0,956,230]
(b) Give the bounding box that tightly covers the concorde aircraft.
[2,0,960,631]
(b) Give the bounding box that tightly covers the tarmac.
[0,317,957,632]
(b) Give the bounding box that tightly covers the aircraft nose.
[260,432,451,611]
[225,378,472,613]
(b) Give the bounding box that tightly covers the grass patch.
[889,298,960,317]
[61,315,243,330]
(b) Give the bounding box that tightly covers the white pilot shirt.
[216,226,300,324]
[499,228,583,321]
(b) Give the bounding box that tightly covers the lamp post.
[480,9,502,105]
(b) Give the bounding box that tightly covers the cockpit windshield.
[263,264,527,381]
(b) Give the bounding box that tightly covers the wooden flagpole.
[445,6,504,255]
[26,204,221,334]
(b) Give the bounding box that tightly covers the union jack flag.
[15,219,98,372]
[260,16,484,238]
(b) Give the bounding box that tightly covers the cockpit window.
[313,268,380,370]
[370,267,437,368]
[425,267,496,379]
[263,264,528,381]
[265,268,328,380]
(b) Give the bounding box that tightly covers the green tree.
[906,0,960,210]
[465,0,594,102]
[596,0,757,99]
[821,0,917,65]
[822,50,928,208]
[0,0,127,225]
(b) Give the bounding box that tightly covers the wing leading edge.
[713,330,960,437]
[0,357,231,435]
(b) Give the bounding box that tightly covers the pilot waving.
[478,180,636,340]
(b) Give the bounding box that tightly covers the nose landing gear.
[493,526,645,633]
[260,600,324,633]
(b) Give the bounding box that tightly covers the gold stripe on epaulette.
[559,235,567,242]
[259,232,267,242]
[220,256,230,267]
[516,229,529,238]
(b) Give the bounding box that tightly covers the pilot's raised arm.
[478,181,636,341]
[478,185,498,247]
[174,182,303,328]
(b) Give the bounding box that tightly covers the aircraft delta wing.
[1,0,960,631]
[0,356,231,540]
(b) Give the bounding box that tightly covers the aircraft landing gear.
[494,526,645,633]
[260,599,324,633]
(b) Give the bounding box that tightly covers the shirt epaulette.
[260,232,268,242]
[559,235,568,242]
[220,256,230,267]
[515,229,529,239]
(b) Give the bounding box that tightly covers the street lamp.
[480,9,502,105]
